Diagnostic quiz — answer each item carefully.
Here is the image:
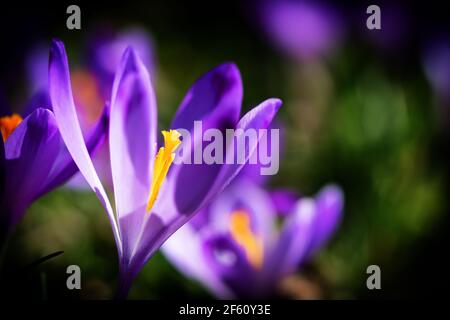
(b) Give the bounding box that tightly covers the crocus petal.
[237,120,285,185]
[267,184,344,277]
[121,209,168,284]
[308,184,344,254]
[171,114,232,216]
[37,105,109,197]
[199,98,283,213]
[162,224,234,299]
[87,28,155,98]
[202,234,258,298]
[109,47,157,257]
[270,188,300,216]
[49,39,122,256]
[1,109,60,231]
[171,63,242,132]
[171,98,281,219]
[266,197,316,277]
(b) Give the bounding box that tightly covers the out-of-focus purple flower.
[423,38,450,105]
[0,100,107,248]
[163,180,343,299]
[49,39,281,298]
[87,27,155,99]
[26,44,49,95]
[257,0,344,60]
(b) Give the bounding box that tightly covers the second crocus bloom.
[0,87,107,250]
[163,178,344,299]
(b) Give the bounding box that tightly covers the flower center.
[0,113,23,142]
[229,210,263,269]
[146,130,181,212]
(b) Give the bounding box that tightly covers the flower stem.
[115,267,134,300]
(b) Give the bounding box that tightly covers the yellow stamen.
[146,130,181,212]
[0,113,23,142]
[230,210,264,269]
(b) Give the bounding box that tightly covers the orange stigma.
[71,70,104,125]
[0,113,23,142]
[230,210,264,269]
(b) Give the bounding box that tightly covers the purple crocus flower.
[423,38,450,106]
[0,98,107,248]
[49,39,281,298]
[163,180,343,299]
[257,0,344,60]
[0,38,108,247]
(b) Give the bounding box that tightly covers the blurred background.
[1,0,449,299]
